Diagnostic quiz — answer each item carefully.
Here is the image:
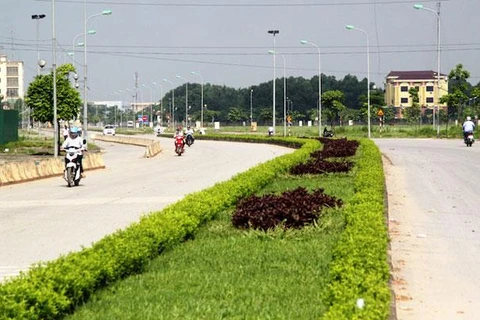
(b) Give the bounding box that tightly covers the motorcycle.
[63,144,83,187]
[464,132,475,147]
[185,133,194,147]
[174,136,185,156]
[323,127,334,138]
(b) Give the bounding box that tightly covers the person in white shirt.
[462,116,475,141]
[61,127,86,177]
[62,125,69,141]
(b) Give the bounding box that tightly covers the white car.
[103,125,116,136]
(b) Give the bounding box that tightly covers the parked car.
[103,125,116,136]
[127,121,134,128]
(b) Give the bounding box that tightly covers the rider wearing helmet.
[462,116,475,141]
[61,127,86,177]
[173,126,185,147]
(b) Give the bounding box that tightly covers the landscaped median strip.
[0,136,317,319]
[0,136,392,320]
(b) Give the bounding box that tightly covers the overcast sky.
[2,0,480,106]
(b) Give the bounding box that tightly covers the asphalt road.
[0,137,293,281]
[374,138,480,320]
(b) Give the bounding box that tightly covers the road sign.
[377,109,384,117]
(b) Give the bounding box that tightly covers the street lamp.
[51,1,58,157]
[152,81,163,126]
[176,75,189,127]
[163,78,175,128]
[269,50,287,137]
[346,25,371,138]
[268,29,279,134]
[250,89,253,125]
[191,71,204,128]
[301,39,322,137]
[31,14,46,76]
[83,5,112,140]
[414,2,441,137]
[70,29,95,71]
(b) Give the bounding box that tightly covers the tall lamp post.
[163,78,175,128]
[176,75,189,127]
[346,25,371,138]
[83,5,112,140]
[31,14,46,76]
[414,2,441,137]
[51,1,58,157]
[250,89,253,125]
[301,40,322,137]
[269,50,287,137]
[152,81,163,126]
[190,71,204,128]
[268,29,279,134]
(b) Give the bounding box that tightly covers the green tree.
[25,63,82,125]
[321,90,346,127]
[440,64,470,121]
[227,107,247,124]
[404,87,421,126]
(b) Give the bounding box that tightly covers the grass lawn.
[67,172,355,319]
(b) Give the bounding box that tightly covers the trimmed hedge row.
[322,139,391,319]
[0,137,319,320]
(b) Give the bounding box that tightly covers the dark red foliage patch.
[232,187,343,231]
[290,137,359,175]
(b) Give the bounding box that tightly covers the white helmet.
[467,116,472,121]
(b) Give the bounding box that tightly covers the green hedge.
[0,137,318,320]
[322,139,391,319]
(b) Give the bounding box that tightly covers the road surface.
[0,137,293,281]
[375,138,480,320]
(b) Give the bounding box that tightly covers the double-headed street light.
[163,78,175,128]
[51,0,58,157]
[190,71,204,128]
[300,40,322,136]
[83,6,112,140]
[70,29,95,71]
[250,89,253,125]
[346,25,371,138]
[414,3,441,137]
[176,75,189,127]
[268,29,279,134]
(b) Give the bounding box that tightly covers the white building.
[0,54,24,103]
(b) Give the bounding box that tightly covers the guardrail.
[91,134,162,158]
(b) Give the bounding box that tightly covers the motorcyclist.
[462,116,475,142]
[173,126,185,147]
[61,127,86,177]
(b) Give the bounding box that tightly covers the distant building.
[130,102,153,113]
[92,100,123,109]
[0,54,25,104]
[384,70,448,119]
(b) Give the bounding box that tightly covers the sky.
[2,0,480,107]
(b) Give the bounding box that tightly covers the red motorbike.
[174,136,185,156]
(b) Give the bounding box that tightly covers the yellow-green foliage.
[322,139,391,320]
[0,137,318,320]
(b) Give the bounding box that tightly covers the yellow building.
[384,70,448,118]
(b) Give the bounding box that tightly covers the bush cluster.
[322,139,391,319]
[232,187,343,231]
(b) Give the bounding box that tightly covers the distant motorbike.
[323,127,334,138]
[63,145,83,187]
[185,133,194,147]
[174,136,185,156]
[464,132,474,147]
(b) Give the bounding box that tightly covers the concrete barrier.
[0,152,105,187]
[91,134,162,158]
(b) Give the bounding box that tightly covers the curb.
[0,152,105,187]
